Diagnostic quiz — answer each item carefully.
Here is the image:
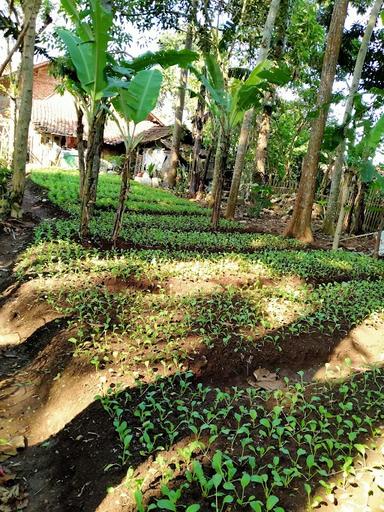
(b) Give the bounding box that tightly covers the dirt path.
[0,181,59,293]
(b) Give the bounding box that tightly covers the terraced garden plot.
[1,172,383,512]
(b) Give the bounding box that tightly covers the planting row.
[18,240,384,284]
[99,369,384,511]
[31,170,208,216]
[34,216,301,252]
[43,275,384,373]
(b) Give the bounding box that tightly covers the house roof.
[2,62,185,147]
[139,125,173,144]
[31,91,162,145]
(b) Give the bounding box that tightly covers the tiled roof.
[31,92,158,145]
[139,125,173,144]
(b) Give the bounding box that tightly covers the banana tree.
[109,48,198,244]
[190,54,286,228]
[109,68,163,244]
[57,0,113,238]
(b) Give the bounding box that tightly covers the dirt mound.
[0,280,61,348]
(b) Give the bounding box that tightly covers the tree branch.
[0,21,29,79]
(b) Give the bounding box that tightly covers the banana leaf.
[112,69,163,125]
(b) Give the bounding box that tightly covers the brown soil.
[194,315,384,388]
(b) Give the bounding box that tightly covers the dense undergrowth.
[19,169,384,511]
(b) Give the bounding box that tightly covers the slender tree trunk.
[374,217,384,259]
[285,0,349,242]
[76,104,86,196]
[111,152,132,245]
[323,0,383,235]
[9,0,41,219]
[225,110,254,219]
[349,180,367,234]
[167,2,196,188]
[80,108,106,239]
[210,128,223,204]
[254,0,289,184]
[189,81,206,196]
[225,0,281,218]
[8,97,17,167]
[344,177,357,232]
[318,157,334,196]
[88,109,106,208]
[0,21,30,79]
[200,145,212,192]
[211,134,229,229]
[332,172,351,249]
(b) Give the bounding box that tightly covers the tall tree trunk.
[200,145,212,192]
[111,152,132,245]
[374,217,384,259]
[318,157,334,196]
[8,97,17,167]
[76,104,86,196]
[344,176,357,232]
[166,2,196,188]
[225,110,254,219]
[189,81,206,196]
[349,180,367,234]
[323,0,383,235]
[88,109,106,208]
[254,102,273,183]
[80,108,106,239]
[0,18,30,79]
[211,135,229,229]
[255,0,289,185]
[225,0,281,219]
[9,0,41,219]
[285,0,349,242]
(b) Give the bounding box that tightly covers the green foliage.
[260,97,311,183]
[118,49,198,73]
[248,184,273,218]
[17,168,384,511]
[112,69,163,126]
[357,112,384,190]
[110,67,163,166]
[0,166,11,196]
[30,170,207,216]
[190,56,288,132]
[57,0,113,103]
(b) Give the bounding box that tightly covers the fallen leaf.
[0,471,16,485]
[0,436,26,462]
[250,368,285,391]
[0,481,29,511]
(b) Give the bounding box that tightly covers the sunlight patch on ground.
[0,279,62,347]
[314,312,384,381]
[97,437,204,512]
[316,434,384,512]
